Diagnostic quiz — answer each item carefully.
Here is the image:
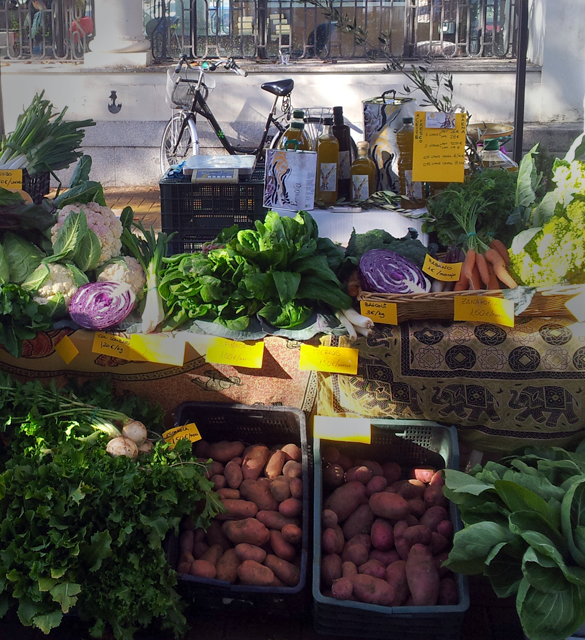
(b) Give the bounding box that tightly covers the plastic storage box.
[23,169,51,205]
[313,419,469,639]
[168,401,310,613]
[160,167,266,254]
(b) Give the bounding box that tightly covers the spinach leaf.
[561,479,585,569]
[272,271,301,305]
[494,480,560,529]
[444,469,496,496]
[509,511,568,558]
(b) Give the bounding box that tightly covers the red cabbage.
[69,282,136,330]
[359,249,431,294]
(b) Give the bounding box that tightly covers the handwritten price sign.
[359,300,398,325]
[299,344,359,375]
[454,296,515,327]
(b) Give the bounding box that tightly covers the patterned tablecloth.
[318,317,585,453]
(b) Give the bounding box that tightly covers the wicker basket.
[357,284,585,323]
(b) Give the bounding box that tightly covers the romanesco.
[509,197,585,286]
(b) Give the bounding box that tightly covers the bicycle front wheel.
[160,113,197,176]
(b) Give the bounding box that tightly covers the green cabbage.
[2,231,45,284]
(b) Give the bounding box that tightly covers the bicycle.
[160,54,294,175]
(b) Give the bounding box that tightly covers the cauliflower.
[33,263,81,311]
[96,256,146,298]
[51,201,123,267]
[509,198,585,287]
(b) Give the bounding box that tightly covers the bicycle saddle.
[261,79,294,97]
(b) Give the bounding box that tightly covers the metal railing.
[0,0,94,61]
[147,0,517,63]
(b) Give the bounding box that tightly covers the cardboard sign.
[299,344,359,375]
[359,300,398,325]
[454,296,515,327]
[206,337,264,368]
[54,335,79,364]
[423,254,462,282]
[0,169,23,189]
[162,423,202,448]
[412,111,467,183]
[129,333,186,366]
[314,416,371,444]
[92,332,146,362]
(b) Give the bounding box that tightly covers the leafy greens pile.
[444,444,585,640]
[160,210,351,331]
[0,374,222,640]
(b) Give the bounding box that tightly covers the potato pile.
[178,439,304,588]
[320,446,457,607]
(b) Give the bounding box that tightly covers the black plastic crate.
[160,167,267,255]
[168,401,311,614]
[313,419,469,640]
[23,169,51,205]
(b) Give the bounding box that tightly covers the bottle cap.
[292,109,305,120]
[333,106,344,124]
[357,141,370,151]
[402,117,414,124]
[483,138,501,150]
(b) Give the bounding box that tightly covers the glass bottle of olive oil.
[316,116,339,204]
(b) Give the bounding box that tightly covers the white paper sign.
[264,149,317,211]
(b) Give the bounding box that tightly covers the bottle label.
[320,163,337,192]
[405,170,423,199]
[352,174,369,201]
[338,150,351,180]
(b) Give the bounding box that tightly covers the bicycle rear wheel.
[160,113,197,176]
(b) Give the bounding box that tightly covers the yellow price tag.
[206,337,264,368]
[454,295,515,327]
[92,332,146,361]
[314,416,371,444]
[0,169,23,189]
[162,423,202,448]
[54,335,79,364]
[129,333,186,366]
[423,254,462,282]
[359,300,398,325]
[299,344,359,374]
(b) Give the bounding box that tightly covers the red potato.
[215,548,240,583]
[424,484,447,508]
[211,474,226,490]
[403,525,432,547]
[282,524,302,545]
[407,498,427,518]
[406,544,440,606]
[430,470,445,486]
[281,443,302,462]
[337,453,353,472]
[322,525,345,555]
[237,560,275,586]
[256,510,300,531]
[437,520,453,540]
[270,529,296,562]
[420,506,449,532]
[193,541,210,559]
[342,504,375,540]
[355,460,384,477]
[369,492,410,521]
[399,480,426,501]
[409,467,436,484]
[269,476,291,503]
[271,576,286,588]
[194,528,206,543]
[369,549,400,567]
[438,577,458,605]
[345,466,373,485]
[365,476,388,497]
[323,464,345,488]
[265,554,300,587]
[194,440,211,458]
[224,461,244,489]
[257,477,272,488]
[406,514,419,527]
[218,488,241,501]
[429,532,450,556]
[382,461,402,485]
[177,552,195,574]
[351,574,394,606]
[222,518,271,546]
[393,520,409,540]
[322,509,338,529]
[265,450,287,479]
[322,446,341,465]
[386,560,409,606]
[200,544,224,566]
[358,559,386,580]
[200,460,224,479]
[434,551,451,578]
[342,561,358,578]
[321,553,343,586]
[341,534,371,566]
[283,460,302,479]
[235,543,267,564]
[180,530,195,555]
[279,497,302,518]
[209,440,245,463]
[240,479,279,512]
[215,499,258,521]
[242,445,271,481]
[331,577,354,600]
[231,457,243,466]
[205,520,232,552]
[289,478,303,500]
[190,559,217,579]
[371,518,394,552]
[325,482,367,522]
[395,537,411,562]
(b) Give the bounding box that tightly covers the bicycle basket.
[298,106,333,148]
[165,67,216,109]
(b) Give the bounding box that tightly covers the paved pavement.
[104,186,162,231]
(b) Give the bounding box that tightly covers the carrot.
[487,263,499,290]
[485,249,518,289]
[490,239,510,266]
[470,264,482,290]
[475,253,490,288]
[454,249,473,291]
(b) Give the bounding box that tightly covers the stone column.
[84,0,151,68]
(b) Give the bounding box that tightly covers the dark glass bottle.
[332,106,352,201]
